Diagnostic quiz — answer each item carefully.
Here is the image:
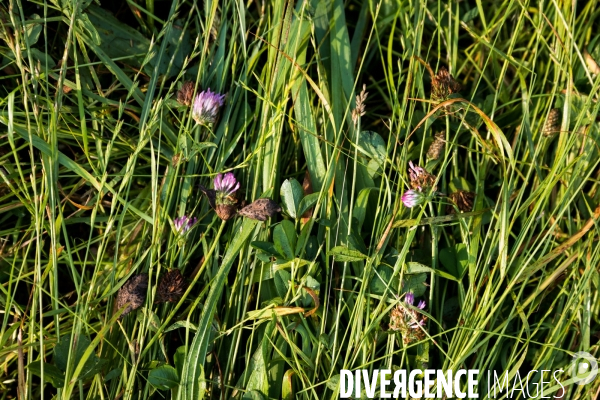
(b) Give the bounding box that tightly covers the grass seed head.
[543,108,561,136]
[427,132,446,160]
[352,84,369,125]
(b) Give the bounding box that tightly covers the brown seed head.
[157,269,187,303]
[115,273,148,318]
[215,204,238,220]
[431,67,461,102]
[177,81,195,106]
[446,190,475,214]
[352,84,369,125]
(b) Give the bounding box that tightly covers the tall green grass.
[0,0,599,399]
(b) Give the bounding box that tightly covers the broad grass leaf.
[280,179,304,218]
[243,391,266,400]
[329,246,368,262]
[282,370,294,400]
[149,364,179,390]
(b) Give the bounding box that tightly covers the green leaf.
[402,274,427,297]
[25,15,42,47]
[164,320,198,333]
[273,220,296,261]
[282,369,295,400]
[149,364,179,390]
[297,192,319,217]
[439,244,469,279]
[104,367,121,382]
[370,264,399,295]
[27,361,65,388]
[329,246,368,262]
[251,241,282,258]
[357,131,387,162]
[406,262,459,281]
[243,391,266,400]
[174,346,187,379]
[280,178,304,218]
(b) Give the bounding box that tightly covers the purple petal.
[417,300,426,309]
[405,293,414,306]
[214,173,223,191]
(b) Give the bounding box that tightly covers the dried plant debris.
[427,132,446,160]
[301,170,314,222]
[446,190,475,214]
[177,81,195,106]
[156,269,187,303]
[543,108,561,136]
[115,273,148,318]
[431,67,461,102]
[237,198,281,221]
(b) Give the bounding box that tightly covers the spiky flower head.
[192,89,225,125]
[174,215,197,234]
[431,67,461,102]
[408,161,437,191]
[389,293,428,344]
[402,189,425,208]
[352,84,369,125]
[214,172,240,201]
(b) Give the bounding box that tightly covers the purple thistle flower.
[192,89,225,125]
[405,292,414,306]
[174,216,197,234]
[417,300,426,310]
[402,189,425,208]
[214,173,240,197]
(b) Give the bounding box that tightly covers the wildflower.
[408,161,436,191]
[543,108,561,137]
[214,172,240,200]
[115,273,148,319]
[402,189,425,208]
[174,215,197,233]
[238,198,282,221]
[192,88,225,125]
[156,269,187,303]
[431,67,461,102]
[446,190,475,214]
[177,81,195,106]
[427,132,445,160]
[389,293,428,345]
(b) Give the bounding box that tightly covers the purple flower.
[408,161,426,184]
[214,173,240,197]
[174,215,197,234]
[405,292,414,306]
[417,300,426,310]
[402,189,425,208]
[192,89,225,125]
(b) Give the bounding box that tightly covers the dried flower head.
[431,67,461,102]
[389,293,428,345]
[192,89,226,125]
[427,132,446,160]
[115,273,148,318]
[174,215,197,234]
[352,84,369,125]
[156,269,187,303]
[446,190,475,214]
[215,204,238,220]
[401,189,425,208]
[543,108,561,137]
[408,161,437,192]
[238,198,281,221]
[177,81,195,106]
